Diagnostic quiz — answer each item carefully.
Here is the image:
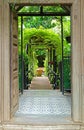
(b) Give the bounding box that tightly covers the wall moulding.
[7,0,74,5]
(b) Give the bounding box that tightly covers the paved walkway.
[15,76,71,124]
[15,90,71,124]
[29,76,52,89]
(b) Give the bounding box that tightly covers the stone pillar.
[71,0,82,122]
[1,0,10,121]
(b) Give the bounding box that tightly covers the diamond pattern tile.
[16,90,71,116]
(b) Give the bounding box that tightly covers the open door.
[10,10,19,117]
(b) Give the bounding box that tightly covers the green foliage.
[22,16,61,29]
[35,49,46,56]
[43,6,66,13]
[19,6,65,29]
[63,17,71,56]
[18,15,71,59]
[63,58,71,90]
[23,28,62,61]
[19,5,66,13]
[24,28,61,47]
[19,6,40,13]
[18,6,71,87]
[63,17,71,37]
[63,40,71,56]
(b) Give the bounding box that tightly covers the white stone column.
[71,0,82,122]
[2,0,11,121]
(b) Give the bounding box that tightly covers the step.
[1,124,81,130]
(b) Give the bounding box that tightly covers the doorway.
[2,0,82,123]
[11,5,72,124]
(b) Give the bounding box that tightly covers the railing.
[24,66,34,89]
[47,65,60,89]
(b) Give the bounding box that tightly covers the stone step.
[2,124,81,130]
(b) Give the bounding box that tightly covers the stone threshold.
[0,116,82,130]
[0,123,82,130]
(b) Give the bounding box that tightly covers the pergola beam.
[61,5,70,13]
[9,0,73,5]
[18,12,70,16]
[15,5,24,11]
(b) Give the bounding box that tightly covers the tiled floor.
[14,90,72,124]
[16,90,71,116]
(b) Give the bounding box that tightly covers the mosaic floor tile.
[16,90,71,116]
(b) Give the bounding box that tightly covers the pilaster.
[0,0,3,122]
[71,0,82,122]
[81,0,84,123]
[2,0,11,121]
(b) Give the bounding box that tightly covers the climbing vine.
[18,6,71,89]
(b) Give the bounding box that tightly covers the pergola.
[15,5,71,94]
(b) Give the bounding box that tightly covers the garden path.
[15,90,71,124]
[29,76,52,89]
